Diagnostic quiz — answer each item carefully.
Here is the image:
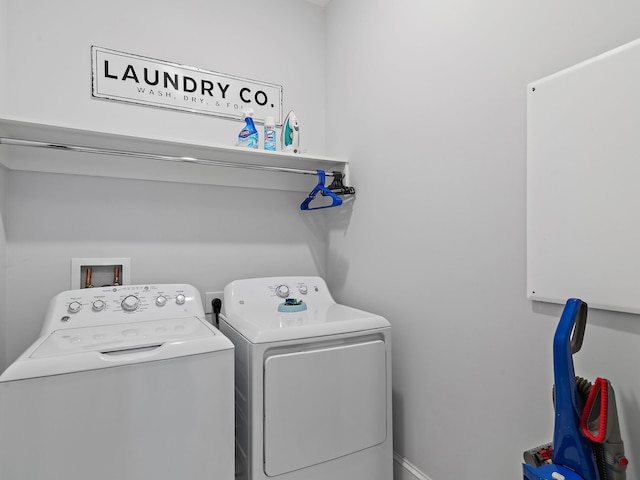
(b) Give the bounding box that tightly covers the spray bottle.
[237,109,259,149]
[264,116,276,151]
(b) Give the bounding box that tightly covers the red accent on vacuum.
[580,377,609,443]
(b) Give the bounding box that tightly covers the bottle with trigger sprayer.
[237,109,259,149]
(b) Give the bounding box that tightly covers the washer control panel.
[224,276,335,315]
[41,284,205,334]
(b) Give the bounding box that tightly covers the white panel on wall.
[527,38,640,314]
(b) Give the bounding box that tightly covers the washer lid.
[32,316,215,357]
[223,303,389,343]
[0,316,233,382]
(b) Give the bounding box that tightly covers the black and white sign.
[91,46,283,124]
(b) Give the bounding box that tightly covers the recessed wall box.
[71,258,131,289]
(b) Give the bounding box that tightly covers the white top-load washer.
[220,276,393,480]
[0,284,234,480]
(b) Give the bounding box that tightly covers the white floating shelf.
[0,116,349,192]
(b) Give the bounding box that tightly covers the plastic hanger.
[327,171,356,195]
[300,170,343,210]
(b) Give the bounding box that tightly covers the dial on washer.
[68,301,82,314]
[92,300,106,312]
[121,295,140,311]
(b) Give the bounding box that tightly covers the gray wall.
[324,1,640,479]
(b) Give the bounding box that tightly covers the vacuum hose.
[580,377,628,480]
[549,376,628,480]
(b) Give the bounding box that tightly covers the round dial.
[121,295,140,311]
[68,301,82,314]
[175,294,186,305]
[92,299,106,312]
[298,285,308,295]
[276,285,290,298]
[155,295,167,307]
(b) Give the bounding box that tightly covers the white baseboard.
[393,452,432,480]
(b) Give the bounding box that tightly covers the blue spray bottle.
[237,109,259,149]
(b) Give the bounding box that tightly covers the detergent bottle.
[238,109,259,149]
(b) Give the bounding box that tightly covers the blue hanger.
[300,170,343,211]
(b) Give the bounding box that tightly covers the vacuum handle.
[550,298,599,479]
[570,301,587,354]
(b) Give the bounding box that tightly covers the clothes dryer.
[220,276,393,480]
[0,284,234,480]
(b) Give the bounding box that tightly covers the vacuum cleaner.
[522,298,628,480]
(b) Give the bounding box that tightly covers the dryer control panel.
[41,284,205,334]
[224,276,335,316]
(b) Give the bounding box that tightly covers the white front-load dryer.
[220,276,393,480]
[0,284,234,480]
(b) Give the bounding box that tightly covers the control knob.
[121,295,140,311]
[68,301,82,314]
[298,285,308,295]
[175,294,186,305]
[156,295,167,307]
[275,285,290,298]
[92,300,106,312]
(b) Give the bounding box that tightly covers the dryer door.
[263,339,387,476]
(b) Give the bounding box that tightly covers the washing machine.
[0,284,234,480]
[219,276,393,480]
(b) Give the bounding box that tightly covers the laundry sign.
[91,46,283,124]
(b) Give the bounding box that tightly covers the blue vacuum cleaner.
[522,299,628,480]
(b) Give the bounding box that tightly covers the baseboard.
[393,452,432,480]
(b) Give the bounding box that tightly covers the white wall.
[324,1,640,480]
[3,0,326,153]
[0,0,329,371]
[5,172,328,364]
